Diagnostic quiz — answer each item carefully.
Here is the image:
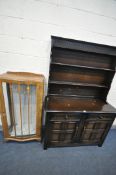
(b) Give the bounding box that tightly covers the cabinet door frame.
[0,80,44,142]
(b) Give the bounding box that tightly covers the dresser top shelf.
[46,96,116,113]
[52,36,116,56]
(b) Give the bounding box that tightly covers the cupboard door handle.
[73,125,78,138]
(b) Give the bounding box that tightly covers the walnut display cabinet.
[0,72,44,142]
[44,36,116,149]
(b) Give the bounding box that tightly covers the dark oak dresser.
[43,36,116,149]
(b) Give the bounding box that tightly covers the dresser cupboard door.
[47,113,81,146]
[79,115,114,144]
[45,113,114,147]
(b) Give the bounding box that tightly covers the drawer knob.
[67,104,70,107]
[83,110,86,113]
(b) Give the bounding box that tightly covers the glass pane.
[30,85,36,135]
[2,83,11,127]
[2,83,36,137]
[12,84,20,136]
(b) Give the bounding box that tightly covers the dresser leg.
[43,139,48,150]
[44,146,47,150]
[43,143,47,150]
[98,143,102,147]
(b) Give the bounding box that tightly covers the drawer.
[49,113,81,122]
[88,114,114,121]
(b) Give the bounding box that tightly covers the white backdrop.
[0,0,116,127]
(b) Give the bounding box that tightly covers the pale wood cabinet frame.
[0,72,44,142]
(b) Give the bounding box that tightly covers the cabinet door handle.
[73,125,78,138]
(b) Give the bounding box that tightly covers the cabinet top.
[0,72,44,84]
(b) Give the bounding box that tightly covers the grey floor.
[0,130,116,175]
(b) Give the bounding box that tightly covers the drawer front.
[88,114,115,121]
[49,113,81,122]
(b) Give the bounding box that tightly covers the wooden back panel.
[47,36,116,100]
[52,48,115,70]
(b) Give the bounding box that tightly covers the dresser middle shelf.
[48,80,109,99]
[49,64,114,88]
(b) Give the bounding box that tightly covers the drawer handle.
[73,125,79,138]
